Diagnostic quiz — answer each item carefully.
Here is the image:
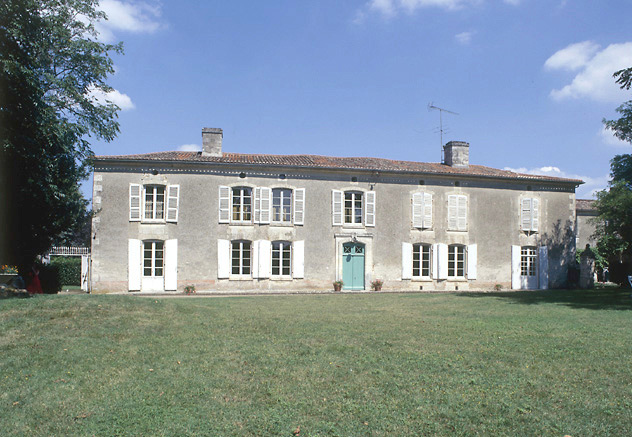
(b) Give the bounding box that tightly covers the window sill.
[229,276,253,281]
[140,221,166,225]
[270,223,295,227]
[447,229,468,232]
[411,277,433,282]
[270,276,293,281]
[227,223,254,227]
[447,278,468,282]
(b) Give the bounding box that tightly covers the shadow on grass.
[458,288,632,311]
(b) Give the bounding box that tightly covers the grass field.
[1,290,631,436]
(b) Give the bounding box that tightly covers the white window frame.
[447,244,466,279]
[143,185,166,222]
[232,187,253,224]
[231,240,252,278]
[412,243,432,279]
[143,240,164,278]
[271,241,292,278]
[344,191,364,225]
[272,188,293,224]
[521,246,537,277]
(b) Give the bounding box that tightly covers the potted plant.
[370,279,383,291]
[0,265,19,286]
[333,280,343,292]
[184,284,196,295]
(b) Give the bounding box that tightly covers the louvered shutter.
[511,245,521,289]
[365,191,376,227]
[129,184,141,221]
[467,244,477,280]
[538,246,549,289]
[217,239,230,278]
[423,193,433,229]
[332,190,343,226]
[432,244,438,279]
[164,239,178,290]
[532,198,539,232]
[457,195,467,231]
[253,187,261,223]
[402,242,413,280]
[412,193,423,228]
[521,198,532,231]
[437,243,448,280]
[447,195,458,230]
[293,188,305,225]
[259,187,271,224]
[166,185,180,223]
[218,186,231,223]
[252,240,260,278]
[293,240,305,278]
[128,239,141,291]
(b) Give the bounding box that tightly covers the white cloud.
[503,0,521,5]
[87,86,135,110]
[599,126,631,147]
[504,166,609,198]
[95,0,163,43]
[455,31,474,45]
[545,41,632,103]
[177,144,201,152]
[367,0,481,16]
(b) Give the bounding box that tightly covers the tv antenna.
[428,103,458,162]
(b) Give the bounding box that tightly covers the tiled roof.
[576,199,596,211]
[94,151,584,184]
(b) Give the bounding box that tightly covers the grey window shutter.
[447,195,458,230]
[423,193,433,229]
[521,198,532,231]
[532,198,539,232]
[218,186,231,223]
[365,191,376,227]
[129,184,141,221]
[457,195,467,231]
[412,193,423,228]
[293,188,305,225]
[253,187,261,223]
[166,185,180,223]
[538,246,549,289]
[332,190,343,226]
[259,187,271,224]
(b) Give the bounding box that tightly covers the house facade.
[91,128,583,293]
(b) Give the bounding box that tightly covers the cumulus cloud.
[455,31,474,45]
[177,144,202,152]
[95,0,163,43]
[366,0,481,16]
[599,126,631,147]
[545,41,632,103]
[504,166,609,198]
[87,86,135,110]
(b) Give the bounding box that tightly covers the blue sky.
[87,0,632,199]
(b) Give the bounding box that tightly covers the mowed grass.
[1,290,631,436]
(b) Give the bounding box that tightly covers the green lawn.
[1,290,631,436]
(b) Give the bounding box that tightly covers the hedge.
[50,256,81,286]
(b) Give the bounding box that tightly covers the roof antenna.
[428,103,458,163]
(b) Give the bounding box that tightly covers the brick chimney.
[202,128,223,157]
[443,141,469,168]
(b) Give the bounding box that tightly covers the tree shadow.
[458,288,632,311]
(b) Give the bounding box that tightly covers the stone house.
[91,128,583,293]
[575,199,597,250]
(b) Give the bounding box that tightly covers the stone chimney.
[443,141,469,168]
[201,128,223,157]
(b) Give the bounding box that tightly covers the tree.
[0,0,122,268]
[603,67,632,143]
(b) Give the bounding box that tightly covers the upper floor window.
[219,186,305,225]
[272,188,292,223]
[332,190,375,227]
[129,184,179,223]
[447,194,467,231]
[412,192,433,229]
[448,244,466,278]
[521,198,540,232]
[232,187,252,223]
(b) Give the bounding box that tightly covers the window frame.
[143,185,166,222]
[520,246,537,277]
[412,243,432,279]
[447,244,466,279]
[272,188,293,224]
[231,187,253,224]
[230,240,252,278]
[143,240,164,278]
[344,191,364,225]
[271,241,292,278]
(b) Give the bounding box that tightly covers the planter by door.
[342,242,365,290]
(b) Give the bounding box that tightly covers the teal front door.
[342,243,365,290]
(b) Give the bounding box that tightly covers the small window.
[272,188,292,223]
[143,241,164,277]
[344,191,363,224]
[144,186,165,221]
[232,187,252,223]
[271,241,292,277]
[413,244,431,278]
[231,240,251,276]
[448,245,466,278]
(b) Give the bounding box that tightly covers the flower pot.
[333,284,342,292]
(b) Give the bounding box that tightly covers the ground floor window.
[413,243,431,278]
[521,246,537,277]
[448,244,465,278]
[231,240,252,276]
[143,241,164,277]
[271,241,292,277]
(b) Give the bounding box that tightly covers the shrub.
[50,257,81,286]
[39,264,61,294]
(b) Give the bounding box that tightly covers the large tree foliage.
[0,0,122,267]
[603,67,632,143]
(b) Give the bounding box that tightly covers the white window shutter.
[332,190,343,226]
[259,187,271,224]
[521,198,532,231]
[293,188,305,225]
[293,240,305,278]
[252,240,260,278]
[259,240,271,278]
[164,239,178,290]
[432,244,438,279]
[166,185,180,223]
[365,191,376,227]
[538,246,549,289]
[129,184,141,221]
[511,245,521,289]
[218,186,231,223]
[423,193,433,229]
[467,244,477,280]
[412,193,423,228]
[447,195,458,230]
[438,243,448,280]
[128,239,141,291]
[457,195,467,231]
[532,198,539,232]
[402,242,413,280]
[253,187,261,223]
[217,239,230,278]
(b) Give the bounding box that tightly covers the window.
[521,247,537,277]
[332,190,375,227]
[448,245,466,278]
[412,192,433,229]
[143,241,164,277]
[129,184,179,223]
[271,241,292,277]
[144,186,165,221]
[413,244,431,278]
[521,198,540,232]
[232,187,252,223]
[272,189,292,223]
[447,195,467,231]
[231,240,251,276]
